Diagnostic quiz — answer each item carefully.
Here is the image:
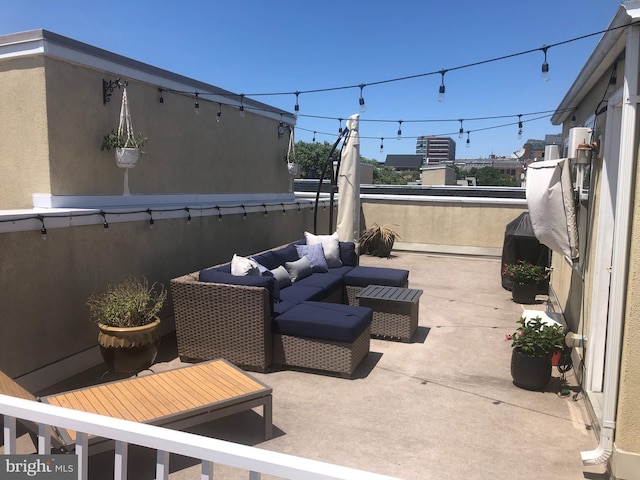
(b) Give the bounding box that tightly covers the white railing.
[1,394,399,480]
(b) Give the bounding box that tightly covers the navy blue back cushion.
[272,243,301,266]
[339,242,358,267]
[251,251,280,270]
[198,269,279,313]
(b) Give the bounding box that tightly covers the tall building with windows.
[415,136,456,164]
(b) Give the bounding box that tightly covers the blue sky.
[1,0,623,161]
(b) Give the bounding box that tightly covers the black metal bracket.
[103,79,128,105]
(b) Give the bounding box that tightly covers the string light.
[281,202,286,215]
[100,210,109,231]
[458,119,464,139]
[147,209,155,229]
[338,118,343,134]
[216,206,222,222]
[294,91,300,114]
[517,114,523,139]
[194,92,200,110]
[242,205,247,219]
[239,94,245,118]
[158,88,164,104]
[38,215,47,240]
[466,131,470,148]
[217,103,222,123]
[263,204,268,217]
[397,121,403,140]
[541,46,550,82]
[438,70,446,102]
[312,131,316,142]
[380,137,384,152]
[184,207,192,225]
[359,84,366,113]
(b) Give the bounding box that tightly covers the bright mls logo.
[1,455,76,479]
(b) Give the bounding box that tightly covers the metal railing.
[1,394,399,480]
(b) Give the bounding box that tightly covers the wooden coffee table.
[356,285,423,342]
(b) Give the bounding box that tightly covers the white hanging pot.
[115,148,140,168]
[287,162,299,175]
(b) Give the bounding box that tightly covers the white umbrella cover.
[336,114,361,243]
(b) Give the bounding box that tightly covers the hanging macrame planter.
[116,86,139,195]
[286,127,299,176]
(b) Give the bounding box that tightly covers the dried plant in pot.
[87,276,166,374]
[359,223,401,257]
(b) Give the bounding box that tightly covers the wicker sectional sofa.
[170,235,409,377]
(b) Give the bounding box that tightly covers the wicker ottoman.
[272,301,372,378]
[356,285,423,342]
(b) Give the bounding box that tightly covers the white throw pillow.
[231,254,260,276]
[304,231,342,268]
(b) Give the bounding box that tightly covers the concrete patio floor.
[34,252,609,479]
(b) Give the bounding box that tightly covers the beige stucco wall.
[0,56,51,208]
[361,198,526,249]
[0,54,292,208]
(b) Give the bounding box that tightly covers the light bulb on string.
[194,92,199,112]
[294,91,300,115]
[338,118,343,134]
[239,94,245,118]
[397,121,403,141]
[438,70,446,102]
[466,131,470,148]
[517,114,523,139]
[458,119,464,139]
[359,84,366,113]
[312,131,316,142]
[541,46,550,82]
[158,88,164,104]
[379,138,384,153]
[217,103,222,123]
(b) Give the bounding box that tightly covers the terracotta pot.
[510,348,552,390]
[511,281,537,304]
[97,317,160,374]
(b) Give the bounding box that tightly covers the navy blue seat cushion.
[339,242,359,267]
[279,284,326,303]
[199,269,279,313]
[272,299,298,317]
[295,272,344,293]
[327,265,355,277]
[343,266,409,287]
[272,301,372,343]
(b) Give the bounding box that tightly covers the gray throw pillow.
[285,256,313,282]
[270,265,292,288]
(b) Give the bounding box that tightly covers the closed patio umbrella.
[336,113,361,243]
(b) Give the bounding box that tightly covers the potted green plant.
[101,129,148,167]
[359,223,401,257]
[87,276,166,374]
[506,316,566,390]
[502,260,550,304]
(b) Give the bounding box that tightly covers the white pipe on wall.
[581,21,640,466]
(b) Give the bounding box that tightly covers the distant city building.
[523,139,546,161]
[415,136,456,164]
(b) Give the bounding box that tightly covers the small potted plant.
[506,316,565,390]
[502,260,550,304]
[87,276,166,374]
[359,223,401,258]
[101,129,148,168]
